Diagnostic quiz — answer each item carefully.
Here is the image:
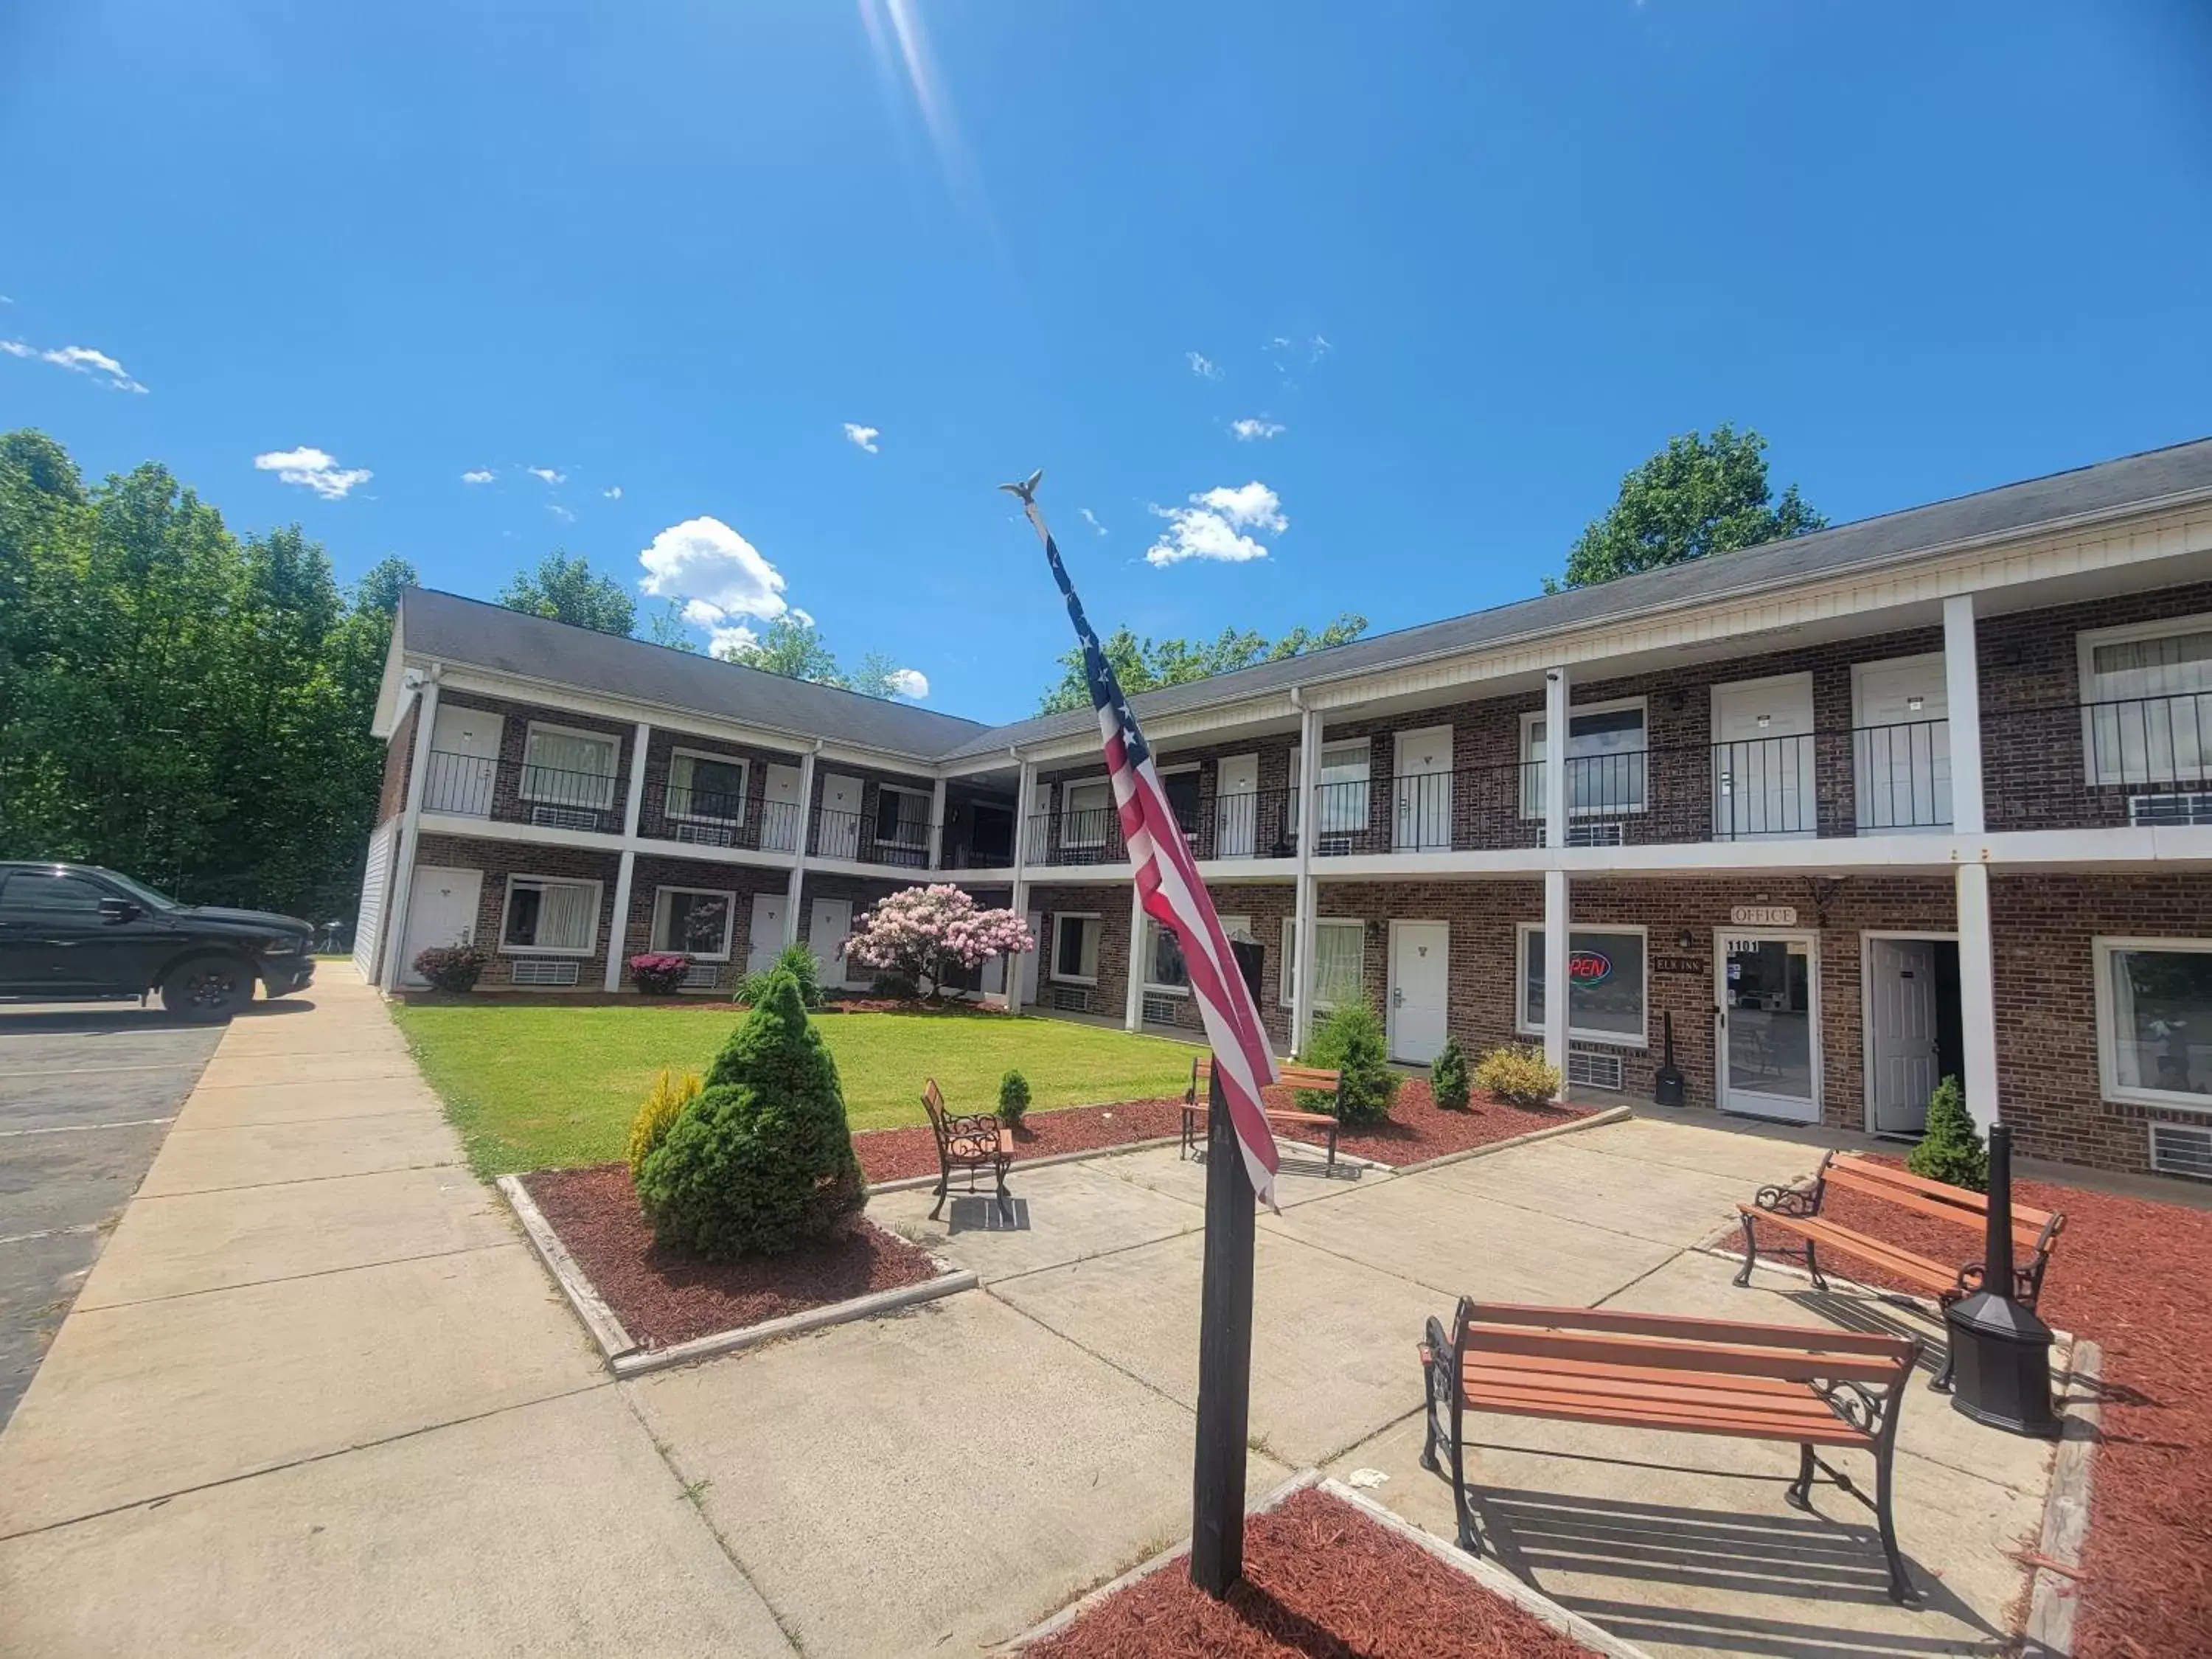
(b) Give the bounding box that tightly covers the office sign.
[1728,905,1798,927]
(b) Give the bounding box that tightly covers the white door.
[1868,936,1941,1135]
[1215,754,1259,858]
[761,763,802,852]
[746,892,788,975]
[816,774,863,860]
[1854,655,1951,833]
[1712,678,1816,841]
[424,705,503,816]
[807,897,854,988]
[1394,726,1453,851]
[1388,920,1450,1063]
[399,866,484,987]
[1717,931,1820,1123]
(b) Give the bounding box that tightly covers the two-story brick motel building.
[355,438,2212,1183]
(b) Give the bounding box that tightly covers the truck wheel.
[161,956,254,1021]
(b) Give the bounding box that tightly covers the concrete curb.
[2023,1337,2104,1658]
[498,1174,639,1364]
[1391,1104,1632,1176]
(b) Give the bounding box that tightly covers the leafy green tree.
[1551,425,1825,591]
[643,599,698,652]
[498,551,636,636]
[1037,613,1368,715]
[719,614,849,686]
[1303,1002,1401,1126]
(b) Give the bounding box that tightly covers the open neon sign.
[1568,950,1613,986]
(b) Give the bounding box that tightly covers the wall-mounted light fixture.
[1676,929,1695,952]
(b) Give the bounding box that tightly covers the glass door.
[1716,932,1819,1122]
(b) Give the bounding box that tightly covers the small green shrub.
[627,1068,701,1179]
[998,1069,1031,1129]
[1430,1036,1472,1111]
[1905,1074,1987,1192]
[411,942,489,993]
[638,969,866,1258]
[1472,1045,1562,1109]
[1303,1003,1400,1126]
[737,943,824,1009]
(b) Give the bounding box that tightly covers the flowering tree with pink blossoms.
[841,884,1037,1001]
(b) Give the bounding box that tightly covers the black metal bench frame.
[919,1079,1012,1222]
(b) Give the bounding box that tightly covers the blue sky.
[5,2,2209,723]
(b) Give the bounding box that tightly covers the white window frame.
[666,748,748,827]
[1280,916,1364,1011]
[2093,935,2212,1114]
[2075,612,2212,787]
[1143,917,1191,997]
[1515,921,1650,1048]
[1061,778,1113,849]
[1307,740,1372,837]
[651,886,738,961]
[1519,697,1649,818]
[498,873,604,957]
[875,782,933,849]
[1049,911,1102,986]
[520,721,621,810]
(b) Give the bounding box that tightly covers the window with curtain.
[1279,918,1363,1009]
[1051,914,1099,982]
[1520,925,1646,1043]
[521,726,619,810]
[501,877,599,954]
[1062,779,1112,847]
[875,786,931,846]
[2081,622,2212,786]
[1315,742,1371,835]
[1522,705,1647,815]
[653,888,734,959]
[2100,940,2212,1104]
[668,751,746,823]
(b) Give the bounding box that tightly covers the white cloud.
[253,446,372,500]
[709,623,759,660]
[1186,351,1222,380]
[1079,507,1107,536]
[1229,417,1284,442]
[842,422,881,454]
[462,469,495,484]
[548,503,576,522]
[886,667,929,700]
[789,607,816,628]
[2,338,147,392]
[1144,481,1286,568]
[639,516,789,629]
[525,465,566,485]
[602,485,622,499]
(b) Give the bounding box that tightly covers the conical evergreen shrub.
[1430,1036,1472,1111]
[636,968,866,1258]
[1905,1074,1987,1192]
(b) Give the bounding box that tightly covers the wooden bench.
[919,1078,1013,1222]
[1180,1054,1344,1171]
[1733,1151,2065,1389]
[1419,1298,1922,1604]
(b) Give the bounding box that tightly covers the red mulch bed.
[1029,1487,1596,1658]
[855,1098,1189,1183]
[1748,1155,2212,1658]
[1275,1078,1596,1166]
[519,1163,943,1350]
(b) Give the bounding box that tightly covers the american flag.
[1008,475,1284,1210]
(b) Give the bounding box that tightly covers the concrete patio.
[0,981,2063,1658]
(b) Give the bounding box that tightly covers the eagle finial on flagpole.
[998,467,1044,505]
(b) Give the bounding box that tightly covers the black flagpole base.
[1189,1058,1256,1598]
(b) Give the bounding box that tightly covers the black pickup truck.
[0,862,316,1020]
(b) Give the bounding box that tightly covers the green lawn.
[391,1002,1200,1178]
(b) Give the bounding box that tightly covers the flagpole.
[1002,469,1258,1598]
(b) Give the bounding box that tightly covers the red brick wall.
[410,834,622,990]
[1027,883,1130,1019]
[377,698,418,827]
[618,856,790,992]
[633,727,803,849]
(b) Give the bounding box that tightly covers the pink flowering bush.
[629,953,691,995]
[842,884,1037,1000]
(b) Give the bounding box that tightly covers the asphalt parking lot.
[0,1005,226,1429]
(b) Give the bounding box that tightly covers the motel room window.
[1519,925,1648,1045]
[520,723,621,810]
[2097,939,2212,1107]
[2078,615,2212,786]
[1520,702,1648,816]
[1061,779,1113,848]
[667,750,747,824]
[1289,741,1371,837]
[652,888,735,961]
[1280,917,1364,1011]
[501,876,602,955]
[874,785,931,850]
[1161,768,1202,838]
[1144,914,1248,995]
[1051,914,1100,984]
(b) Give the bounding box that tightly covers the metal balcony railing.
[1986,694,2212,830]
[812,807,935,867]
[421,749,625,832]
[636,774,804,852]
[1026,805,1128,866]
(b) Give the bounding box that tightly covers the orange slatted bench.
[919,1077,1014,1222]
[1733,1151,2065,1389]
[1181,1054,1343,1170]
[1419,1298,1922,1604]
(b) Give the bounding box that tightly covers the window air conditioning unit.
[1568,820,1627,848]
[2128,793,2212,828]
[509,959,581,987]
[675,821,734,847]
[1050,984,1092,1014]
[2149,1122,2212,1181]
[1317,833,1354,857]
[1142,994,1180,1026]
[680,961,720,990]
[1567,1045,1625,1091]
[531,805,601,831]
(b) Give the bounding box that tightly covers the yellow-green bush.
[1472,1045,1562,1109]
[627,1068,701,1179]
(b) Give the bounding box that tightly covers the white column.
[378,675,441,991]
[1942,594,1986,836]
[1124,878,1149,1032]
[1955,861,2000,1132]
[1543,868,1571,1093]
[1007,757,1034,1015]
[782,743,819,949]
[602,720,653,991]
[1543,665,1571,849]
[926,776,947,870]
[1291,704,1324,1054]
